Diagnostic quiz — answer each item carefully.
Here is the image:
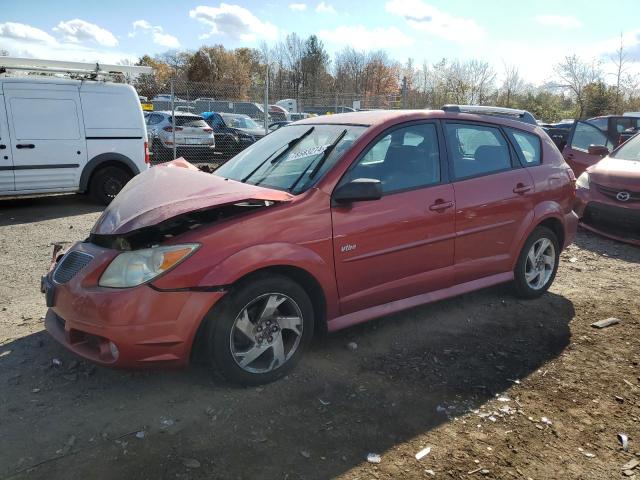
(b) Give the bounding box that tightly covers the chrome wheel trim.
[524,238,556,290]
[229,293,304,374]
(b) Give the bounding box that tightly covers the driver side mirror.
[333,178,382,204]
[587,144,610,156]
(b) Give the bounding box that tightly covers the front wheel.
[209,274,314,385]
[513,226,560,299]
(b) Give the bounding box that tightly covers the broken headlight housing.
[99,244,199,288]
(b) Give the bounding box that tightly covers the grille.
[53,251,94,284]
[583,202,640,239]
[595,183,640,202]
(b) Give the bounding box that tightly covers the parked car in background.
[43,106,577,385]
[573,131,640,245]
[145,111,214,162]
[268,121,291,132]
[0,76,149,204]
[269,104,289,122]
[541,120,574,151]
[562,121,614,176]
[202,112,265,158]
[587,115,640,146]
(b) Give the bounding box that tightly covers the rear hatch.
[173,116,213,145]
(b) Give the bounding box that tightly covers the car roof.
[154,111,203,117]
[294,109,541,132]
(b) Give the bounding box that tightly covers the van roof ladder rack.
[442,104,537,125]
[0,56,152,79]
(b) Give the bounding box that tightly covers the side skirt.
[327,271,514,332]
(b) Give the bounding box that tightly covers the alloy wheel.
[229,293,304,374]
[524,238,556,290]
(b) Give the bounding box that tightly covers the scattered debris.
[591,317,620,329]
[541,417,552,426]
[578,448,595,458]
[425,469,435,476]
[617,433,629,452]
[497,396,510,402]
[367,453,381,464]
[300,450,311,459]
[319,398,330,406]
[182,458,201,469]
[51,358,62,367]
[615,395,625,404]
[415,446,431,460]
[468,467,483,474]
[568,257,578,263]
[621,458,639,471]
[347,342,358,352]
[135,431,145,439]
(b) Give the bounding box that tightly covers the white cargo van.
[0,60,151,204]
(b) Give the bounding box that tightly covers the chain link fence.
[131,77,404,166]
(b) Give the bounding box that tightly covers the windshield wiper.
[288,129,348,193]
[241,126,315,184]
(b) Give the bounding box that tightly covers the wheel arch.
[511,202,566,270]
[80,153,140,192]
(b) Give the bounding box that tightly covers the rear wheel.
[89,166,132,205]
[513,226,560,299]
[208,274,314,385]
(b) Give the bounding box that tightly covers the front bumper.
[43,242,225,368]
[574,186,640,245]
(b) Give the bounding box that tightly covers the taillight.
[163,126,183,132]
[144,141,150,164]
[203,127,213,133]
[566,167,576,184]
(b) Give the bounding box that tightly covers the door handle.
[513,184,532,194]
[429,200,454,212]
[0,144,6,150]
[16,144,35,149]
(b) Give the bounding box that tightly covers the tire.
[208,273,314,386]
[513,226,560,299]
[152,140,170,163]
[89,166,132,205]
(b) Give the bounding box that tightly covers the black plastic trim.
[0,163,79,171]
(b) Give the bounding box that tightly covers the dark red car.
[573,131,640,245]
[43,107,578,385]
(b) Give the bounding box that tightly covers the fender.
[197,242,340,320]
[510,200,565,270]
[79,153,141,192]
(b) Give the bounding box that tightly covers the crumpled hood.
[588,156,640,189]
[92,159,292,235]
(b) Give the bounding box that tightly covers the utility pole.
[401,76,408,109]
[170,78,176,160]
[263,64,269,135]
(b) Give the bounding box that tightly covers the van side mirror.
[587,144,610,156]
[333,178,382,203]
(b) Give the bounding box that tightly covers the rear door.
[0,93,14,191]
[4,82,85,191]
[443,121,535,284]
[332,121,456,314]
[562,121,611,177]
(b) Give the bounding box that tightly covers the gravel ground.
[0,194,639,480]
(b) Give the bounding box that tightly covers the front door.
[442,121,536,284]
[0,95,14,192]
[332,122,456,314]
[4,82,86,191]
[562,121,611,177]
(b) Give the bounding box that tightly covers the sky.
[1,0,639,85]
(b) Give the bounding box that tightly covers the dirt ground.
[0,194,638,480]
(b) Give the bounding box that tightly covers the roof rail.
[442,104,537,125]
[0,56,152,79]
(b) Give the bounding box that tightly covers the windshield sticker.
[286,145,329,161]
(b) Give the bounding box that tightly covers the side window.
[507,128,541,166]
[444,123,511,179]
[147,114,162,125]
[211,116,224,129]
[571,121,612,152]
[587,117,608,131]
[349,123,440,194]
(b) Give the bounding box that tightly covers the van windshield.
[215,124,366,194]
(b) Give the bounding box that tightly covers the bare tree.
[609,33,630,114]
[467,60,496,105]
[501,63,523,107]
[554,54,602,117]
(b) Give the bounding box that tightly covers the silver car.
[145,111,215,162]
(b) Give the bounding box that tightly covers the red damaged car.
[573,131,640,245]
[43,106,578,385]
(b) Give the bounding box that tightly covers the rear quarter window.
[506,128,542,166]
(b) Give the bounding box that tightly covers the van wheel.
[208,274,314,386]
[513,226,560,299]
[89,166,132,205]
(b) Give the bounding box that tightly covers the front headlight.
[576,172,590,189]
[99,244,199,288]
